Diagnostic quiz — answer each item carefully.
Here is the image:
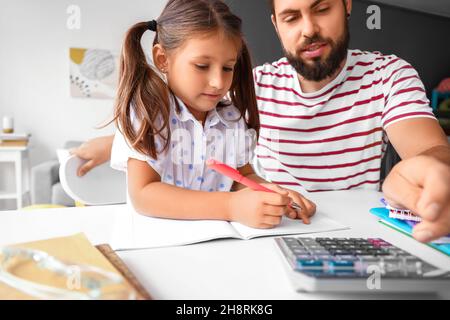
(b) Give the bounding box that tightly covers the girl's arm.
[128,158,232,220]
[127,158,292,228]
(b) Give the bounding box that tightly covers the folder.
[370,207,450,257]
[0,233,151,300]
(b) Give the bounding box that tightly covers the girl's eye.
[223,67,234,73]
[196,64,209,70]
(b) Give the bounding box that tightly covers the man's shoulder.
[348,49,411,72]
[253,57,296,86]
[253,57,293,74]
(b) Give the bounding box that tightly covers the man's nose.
[301,15,318,40]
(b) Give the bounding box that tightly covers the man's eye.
[317,7,329,13]
[284,15,298,23]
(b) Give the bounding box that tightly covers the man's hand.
[382,155,450,243]
[69,135,114,177]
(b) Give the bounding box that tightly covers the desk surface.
[1,190,449,299]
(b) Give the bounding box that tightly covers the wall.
[225,0,450,96]
[0,0,165,209]
[2,0,449,209]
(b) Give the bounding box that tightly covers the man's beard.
[284,20,350,82]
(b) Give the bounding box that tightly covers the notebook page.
[230,212,349,240]
[110,205,239,250]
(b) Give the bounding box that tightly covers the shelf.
[0,192,17,200]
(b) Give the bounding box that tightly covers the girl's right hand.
[228,187,291,229]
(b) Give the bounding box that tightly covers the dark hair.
[270,0,348,16]
[268,0,274,15]
[113,0,259,159]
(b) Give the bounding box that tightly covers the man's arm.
[385,118,449,161]
[69,135,114,176]
[383,118,450,242]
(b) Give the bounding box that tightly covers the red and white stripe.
[253,49,435,193]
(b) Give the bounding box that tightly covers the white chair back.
[59,155,126,205]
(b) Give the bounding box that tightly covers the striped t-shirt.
[253,49,436,193]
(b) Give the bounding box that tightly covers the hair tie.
[147,20,157,32]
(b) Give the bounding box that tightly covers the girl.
[111,0,316,229]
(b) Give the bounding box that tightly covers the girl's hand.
[228,187,291,229]
[261,184,316,224]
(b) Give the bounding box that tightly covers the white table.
[0,146,31,209]
[0,190,449,299]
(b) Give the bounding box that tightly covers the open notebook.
[110,205,349,250]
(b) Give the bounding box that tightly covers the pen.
[206,159,302,211]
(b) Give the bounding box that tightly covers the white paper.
[230,212,349,239]
[110,206,349,251]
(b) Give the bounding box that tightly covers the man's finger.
[382,168,422,213]
[412,214,450,243]
[415,164,450,222]
[77,160,95,177]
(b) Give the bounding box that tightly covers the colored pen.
[206,159,302,211]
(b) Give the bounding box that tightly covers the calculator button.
[316,255,334,260]
[310,250,329,255]
[296,259,324,269]
[328,260,355,268]
[293,248,309,254]
[295,254,313,260]
[331,250,353,256]
[338,255,359,261]
[359,256,380,262]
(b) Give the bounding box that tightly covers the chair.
[30,141,83,207]
[380,141,402,187]
[59,155,127,206]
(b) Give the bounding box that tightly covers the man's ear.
[152,44,169,73]
[345,0,352,17]
[271,14,279,35]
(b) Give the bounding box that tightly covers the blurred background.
[0,0,449,210]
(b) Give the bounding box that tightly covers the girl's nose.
[209,70,225,90]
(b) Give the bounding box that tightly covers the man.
[72,0,450,242]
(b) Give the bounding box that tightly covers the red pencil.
[206,159,302,211]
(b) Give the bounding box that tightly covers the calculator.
[275,237,450,293]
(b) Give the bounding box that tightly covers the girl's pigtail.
[114,22,171,159]
[229,41,260,138]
